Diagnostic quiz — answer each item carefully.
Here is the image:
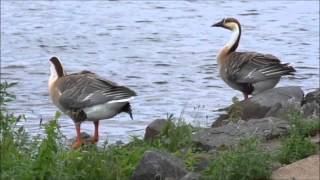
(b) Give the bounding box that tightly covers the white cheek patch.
[225,22,237,30]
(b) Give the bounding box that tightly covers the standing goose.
[212,18,295,100]
[48,57,137,149]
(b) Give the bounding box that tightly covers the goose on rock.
[212,17,295,100]
[48,57,137,149]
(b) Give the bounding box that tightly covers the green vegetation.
[150,114,194,152]
[203,111,319,180]
[277,133,315,165]
[0,82,197,179]
[1,82,319,179]
[204,138,272,180]
[287,112,320,137]
[276,112,318,164]
[228,96,244,122]
[1,113,148,179]
[146,114,200,171]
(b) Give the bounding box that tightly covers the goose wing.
[56,71,136,109]
[225,52,295,83]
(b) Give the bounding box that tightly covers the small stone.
[115,140,125,146]
[80,132,91,140]
[70,132,91,143]
[68,132,95,147]
[301,89,320,118]
[144,119,168,141]
[132,150,188,180]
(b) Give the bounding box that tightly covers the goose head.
[49,56,65,78]
[212,17,241,31]
[48,57,65,88]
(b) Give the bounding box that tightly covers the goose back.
[220,52,295,94]
[221,52,294,84]
[55,71,137,111]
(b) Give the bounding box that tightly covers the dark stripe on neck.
[50,57,64,77]
[229,22,241,53]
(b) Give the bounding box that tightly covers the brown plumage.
[48,57,136,149]
[212,17,295,99]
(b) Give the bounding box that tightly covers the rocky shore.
[132,86,319,180]
[2,81,319,179]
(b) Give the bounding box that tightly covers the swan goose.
[212,17,295,100]
[48,57,136,149]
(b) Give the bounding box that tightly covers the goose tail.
[259,63,296,77]
[121,103,133,120]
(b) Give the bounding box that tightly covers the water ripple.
[1,0,318,143]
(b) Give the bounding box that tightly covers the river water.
[1,1,319,144]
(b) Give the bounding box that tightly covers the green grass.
[228,96,244,122]
[0,82,198,179]
[0,107,148,179]
[276,134,316,165]
[203,138,272,180]
[276,112,318,164]
[150,114,194,151]
[0,112,192,180]
[288,112,320,137]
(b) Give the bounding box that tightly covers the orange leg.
[91,120,99,143]
[72,123,83,149]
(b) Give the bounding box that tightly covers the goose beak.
[212,19,224,27]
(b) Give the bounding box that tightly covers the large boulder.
[132,150,188,180]
[271,155,320,180]
[144,119,168,141]
[301,89,320,118]
[194,117,290,151]
[249,86,303,108]
[211,114,230,128]
[212,86,304,127]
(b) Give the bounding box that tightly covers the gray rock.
[180,172,201,180]
[301,89,320,118]
[193,157,211,172]
[183,153,212,172]
[251,86,304,107]
[194,117,290,151]
[303,89,320,104]
[81,132,91,138]
[132,150,188,180]
[144,119,168,141]
[67,132,97,148]
[244,86,303,119]
[211,114,229,128]
[212,86,304,127]
[115,140,125,146]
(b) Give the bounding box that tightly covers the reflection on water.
[1,1,319,143]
